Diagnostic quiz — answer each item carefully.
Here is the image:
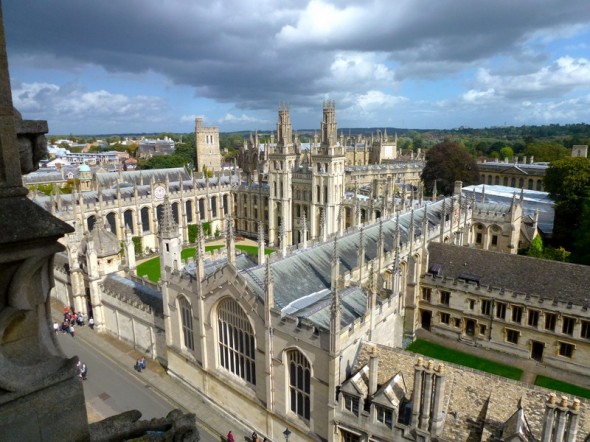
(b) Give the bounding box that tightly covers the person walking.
[227,431,235,442]
[80,362,87,380]
[88,317,94,330]
[53,321,59,334]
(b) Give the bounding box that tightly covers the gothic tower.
[195,117,221,173]
[310,100,345,239]
[159,196,182,276]
[267,104,296,246]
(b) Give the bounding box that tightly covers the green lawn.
[235,244,273,255]
[136,244,270,282]
[406,339,523,380]
[535,375,590,400]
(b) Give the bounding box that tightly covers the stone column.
[0,5,87,438]
[430,363,446,436]
[566,399,581,442]
[419,361,434,430]
[541,393,557,442]
[411,358,424,426]
[554,396,569,442]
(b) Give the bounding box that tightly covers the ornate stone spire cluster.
[158,196,178,239]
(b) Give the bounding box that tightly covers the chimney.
[369,346,379,396]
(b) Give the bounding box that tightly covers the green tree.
[524,141,568,162]
[421,141,480,195]
[544,157,590,259]
[138,155,188,170]
[526,235,544,258]
[499,146,514,161]
[571,194,590,265]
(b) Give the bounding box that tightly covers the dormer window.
[344,394,359,416]
[376,405,393,428]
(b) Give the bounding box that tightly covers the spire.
[196,221,205,280]
[258,221,266,265]
[226,213,236,265]
[358,224,365,282]
[378,216,384,261]
[330,236,340,295]
[158,195,178,239]
[265,259,274,310]
[439,199,446,242]
[337,203,343,237]
[369,261,376,299]
[394,212,401,274]
[301,210,308,249]
[481,185,486,203]
[321,205,327,242]
[125,228,136,271]
[279,217,287,258]
[409,208,415,250]
[329,235,341,356]
[422,205,429,251]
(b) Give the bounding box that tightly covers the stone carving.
[88,409,199,441]
[14,108,48,175]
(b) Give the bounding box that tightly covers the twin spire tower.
[268,101,345,246]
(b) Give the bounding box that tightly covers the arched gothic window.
[179,297,194,351]
[288,350,311,420]
[218,298,256,385]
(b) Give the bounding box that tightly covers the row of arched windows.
[177,296,312,420]
[481,174,543,191]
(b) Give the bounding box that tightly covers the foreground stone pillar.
[0,5,87,440]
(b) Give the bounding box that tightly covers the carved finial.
[158,195,178,238]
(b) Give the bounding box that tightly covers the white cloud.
[472,56,590,98]
[180,114,204,123]
[356,90,407,109]
[12,81,169,133]
[277,1,366,46]
[461,88,496,103]
[219,113,267,124]
[515,94,590,123]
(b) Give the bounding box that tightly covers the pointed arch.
[286,348,311,420]
[217,298,256,385]
[178,295,194,351]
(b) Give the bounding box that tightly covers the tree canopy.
[421,141,480,195]
[544,157,590,202]
[544,157,590,264]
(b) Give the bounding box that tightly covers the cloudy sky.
[5,1,590,135]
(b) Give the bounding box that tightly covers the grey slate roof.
[95,168,190,188]
[32,173,240,212]
[102,274,163,316]
[427,243,590,305]
[239,198,451,329]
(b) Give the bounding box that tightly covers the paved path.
[53,302,253,442]
[416,329,590,388]
[58,331,176,422]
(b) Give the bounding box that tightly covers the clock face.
[154,185,166,200]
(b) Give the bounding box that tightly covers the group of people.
[226,431,270,442]
[54,306,94,337]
